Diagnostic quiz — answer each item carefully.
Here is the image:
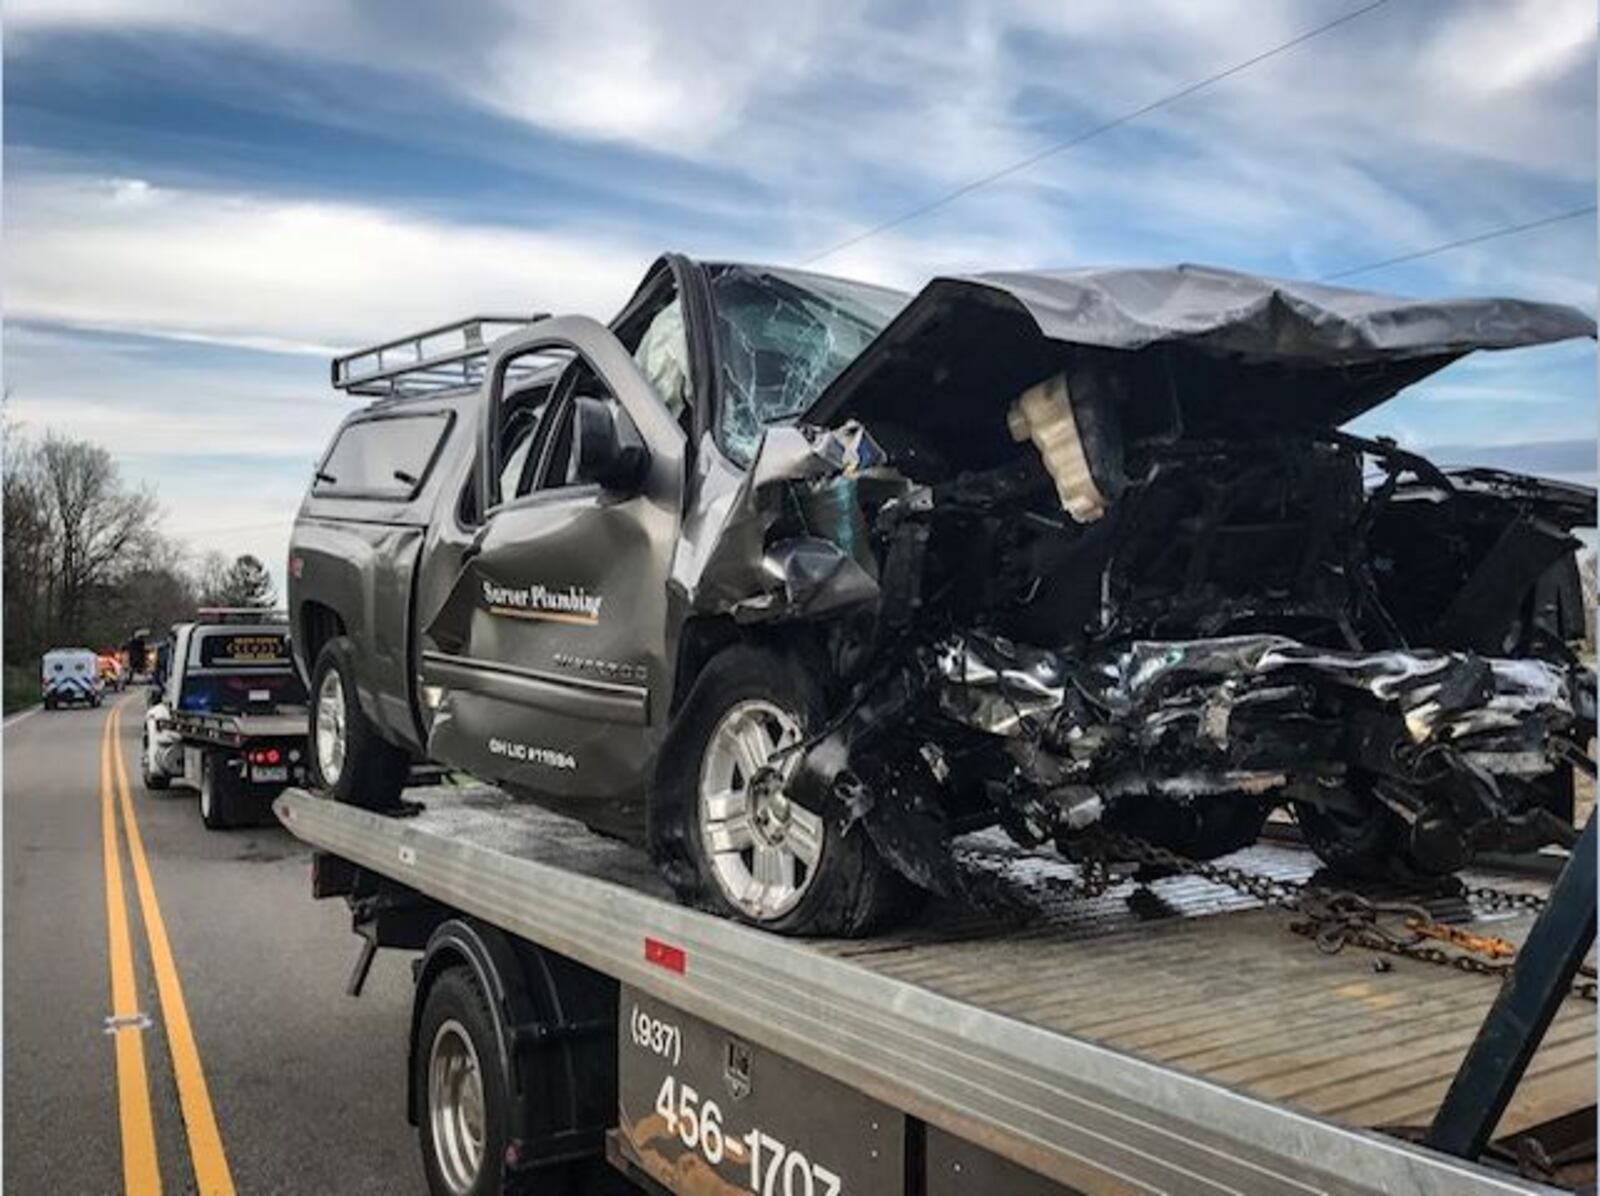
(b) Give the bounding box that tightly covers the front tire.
[1293,783,1450,880]
[652,644,914,936]
[310,636,409,810]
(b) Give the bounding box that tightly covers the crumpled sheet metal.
[806,264,1596,433]
[870,267,1593,369]
[937,635,1068,735]
[1104,636,1573,745]
[731,538,878,622]
[682,421,897,620]
[953,265,1596,361]
[940,631,1574,750]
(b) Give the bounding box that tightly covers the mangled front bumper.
[937,630,1589,826]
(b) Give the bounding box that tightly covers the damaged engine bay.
[683,266,1598,893]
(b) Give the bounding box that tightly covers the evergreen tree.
[212,554,278,608]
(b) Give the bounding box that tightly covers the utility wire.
[1317,205,1598,282]
[167,519,289,538]
[800,0,1392,266]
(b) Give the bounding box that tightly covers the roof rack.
[331,314,551,398]
[196,608,288,625]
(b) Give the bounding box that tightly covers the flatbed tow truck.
[143,611,313,828]
[276,782,1596,1196]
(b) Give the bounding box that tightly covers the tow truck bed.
[277,785,1594,1195]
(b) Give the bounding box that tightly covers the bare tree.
[4,417,203,683]
[193,550,232,606]
[3,421,52,661]
[35,434,160,641]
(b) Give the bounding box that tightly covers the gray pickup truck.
[289,256,1596,935]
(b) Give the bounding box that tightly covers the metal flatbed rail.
[275,786,1583,1195]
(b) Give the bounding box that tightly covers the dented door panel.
[421,315,685,817]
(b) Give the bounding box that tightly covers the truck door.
[421,316,686,831]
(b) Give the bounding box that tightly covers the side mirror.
[572,396,649,491]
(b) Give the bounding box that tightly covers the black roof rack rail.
[331,314,551,398]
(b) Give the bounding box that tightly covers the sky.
[3,0,1596,592]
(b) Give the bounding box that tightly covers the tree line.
[4,423,279,670]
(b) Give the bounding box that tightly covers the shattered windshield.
[708,264,909,465]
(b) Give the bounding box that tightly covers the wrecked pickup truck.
[289,257,1596,936]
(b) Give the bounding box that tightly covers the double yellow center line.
[101,703,236,1195]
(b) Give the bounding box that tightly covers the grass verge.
[3,663,39,714]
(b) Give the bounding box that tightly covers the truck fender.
[406,918,533,1129]
[406,917,618,1178]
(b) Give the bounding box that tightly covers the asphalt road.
[4,695,424,1194]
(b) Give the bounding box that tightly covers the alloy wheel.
[698,700,822,920]
[316,669,347,786]
[427,1019,486,1194]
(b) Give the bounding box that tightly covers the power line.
[800,0,1392,266]
[1317,205,1598,282]
[166,519,289,539]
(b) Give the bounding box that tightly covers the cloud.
[5,173,658,350]
[7,3,1593,315]
[12,1,1592,193]
[5,0,829,154]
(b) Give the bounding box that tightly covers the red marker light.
[266,747,281,765]
[644,938,686,975]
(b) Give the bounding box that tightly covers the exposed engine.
[688,367,1593,892]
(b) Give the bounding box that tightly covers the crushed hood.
[805,265,1595,459]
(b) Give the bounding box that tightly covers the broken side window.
[708,265,908,466]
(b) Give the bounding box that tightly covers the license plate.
[251,765,289,783]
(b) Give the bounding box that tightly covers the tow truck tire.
[310,636,409,811]
[199,751,242,831]
[415,967,524,1196]
[141,733,170,791]
[652,644,916,937]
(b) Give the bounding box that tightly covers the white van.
[41,648,103,710]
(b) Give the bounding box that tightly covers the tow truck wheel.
[310,637,409,810]
[141,733,170,791]
[416,968,511,1196]
[199,751,241,831]
[654,644,914,936]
